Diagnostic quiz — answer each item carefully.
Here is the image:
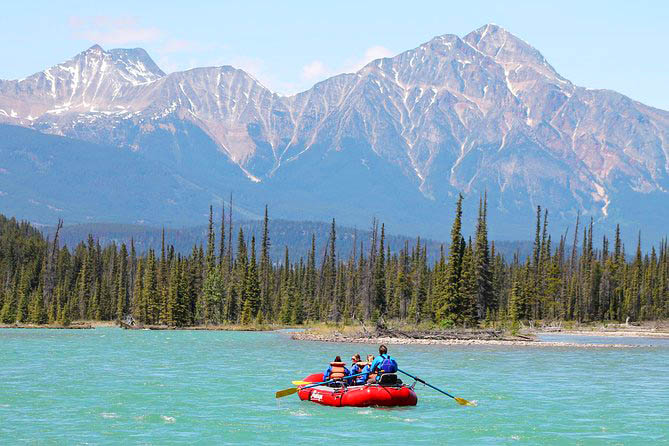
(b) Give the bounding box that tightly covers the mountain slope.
[1,24,668,241]
[0,124,257,225]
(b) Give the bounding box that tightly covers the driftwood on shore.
[373,326,535,342]
[290,324,657,348]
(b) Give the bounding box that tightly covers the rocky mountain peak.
[464,23,568,85]
[85,44,104,53]
[107,47,165,80]
[0,25,667,242]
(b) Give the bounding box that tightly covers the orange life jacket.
[329,362,347,380]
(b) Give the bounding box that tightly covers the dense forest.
[0,195,667,327]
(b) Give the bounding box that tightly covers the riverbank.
[288,323,669,348]
[0,322,96,329]
[0,321,279,331]
[290,331,644,348]
[535,321,669,338]
[118,321,285,331]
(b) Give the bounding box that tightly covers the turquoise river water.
[1,328,668,445]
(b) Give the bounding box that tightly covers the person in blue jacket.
[369,345,397,380]
[323,356,351,381]
[350,354,371,385]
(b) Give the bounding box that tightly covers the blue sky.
[2,0,667,109]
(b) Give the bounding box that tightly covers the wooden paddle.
[276,372,365,398]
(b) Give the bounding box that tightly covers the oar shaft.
[397,368,457,400]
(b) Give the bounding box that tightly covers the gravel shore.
[290,331,645,348]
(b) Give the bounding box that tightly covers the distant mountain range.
[1,24,667,243]
[44,219,533,264]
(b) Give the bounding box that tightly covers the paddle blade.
[455,397,477,407]
[275,387,299,398]
[292,381,310,386]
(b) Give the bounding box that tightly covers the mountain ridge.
[0,24,667,243]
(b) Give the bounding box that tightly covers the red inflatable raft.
[297,373,418,407]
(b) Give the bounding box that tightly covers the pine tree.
[459,240,478,325]
[0,285,16,324]
[177,259,192,326]
[201,267,224,324]
[241,236,261,324]
[132,259,144,323]
[290,272,304,325]
[373,223,387,316]
[28,288,47,324]
[437,194,464,325]
[509,271,522,322]
[305,234,317,321]
[260,205,271,316]
[75,255,91,320]
[165,261,179,326]
[115,243,128,321]
[16,267,31,323]
[143,251,159,324]
[278,248,294,324]
[218,205,226,267]
[206,205,216,273]
[474,193,494,320]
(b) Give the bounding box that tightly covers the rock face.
[1,24,668,241]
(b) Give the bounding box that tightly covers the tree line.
[0,196,667,327]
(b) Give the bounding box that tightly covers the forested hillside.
[1,197,667,327]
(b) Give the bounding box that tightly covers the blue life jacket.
[378,353,398,373]
[355,365,371,384]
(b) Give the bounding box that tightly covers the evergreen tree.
[0,285,16,324]
[241,236,261,324]
[474,193,494,320]
[437,194,464,325]
[28,288,47,324]
[374,223,387,316]
[132,259,144,323]
[459,239,478,325]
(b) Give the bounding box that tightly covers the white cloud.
[343,45,394,73]
[69,15,162,46]
[301,60,330,81]
[296,45,395,91]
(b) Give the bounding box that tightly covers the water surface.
[1,328,667,445]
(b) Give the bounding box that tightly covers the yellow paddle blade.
[275,387,299,398]
[292,381,310,386]
[455,397,477,407]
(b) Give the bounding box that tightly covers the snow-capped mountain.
[1,24,668,242]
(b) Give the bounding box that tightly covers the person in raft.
[323,356,351,383]
[369,345,398,381]
[350,354,371,385]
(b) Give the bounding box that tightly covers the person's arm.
[360,365,370,382]
[370,357,380,373]
[324,366,331,380]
